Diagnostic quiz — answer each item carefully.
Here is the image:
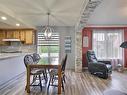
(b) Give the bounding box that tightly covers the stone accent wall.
[75,32,82,72]
[0,45,36,53]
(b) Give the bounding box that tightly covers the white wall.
[55,26,75,69]
[37,26,75,69]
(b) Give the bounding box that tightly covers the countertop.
[0,53,32,60]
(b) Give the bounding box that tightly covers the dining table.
[25,58,62,94]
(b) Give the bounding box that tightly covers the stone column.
[75,32,82,72]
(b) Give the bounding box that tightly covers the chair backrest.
[33,53,41,64]
[86,50,98,64]
[24,55,34,68]
[61,54,68,72]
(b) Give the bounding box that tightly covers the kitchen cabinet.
[13,30,20,39]
[6,30,20,39]
[25,30,33,44]
[6,31,13,38]
[20,31,25,41]
[0,29,35,45]
[0,31,6,45]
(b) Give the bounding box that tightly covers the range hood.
[2,38,20,42]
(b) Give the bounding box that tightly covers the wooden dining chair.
[48,54,68,91]
[24,54,44,91]
[32,53,48,82]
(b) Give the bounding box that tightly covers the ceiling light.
[16,23,20,26]
[1,16,7,20]
[42,12,53,39]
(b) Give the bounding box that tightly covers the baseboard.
[123,68,127,70]
[82,67,88,70]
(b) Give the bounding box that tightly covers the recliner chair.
[86,50,112,79]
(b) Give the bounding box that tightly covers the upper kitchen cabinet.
[25,30,34,44]
[0,31,6,45]
[13,30,20,39]
[6,31,13,39]
[0,28,36,45]
[20,31,25,41]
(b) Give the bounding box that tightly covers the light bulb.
[48,32,52,38]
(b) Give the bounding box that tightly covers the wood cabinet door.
[6,31,13,38]
[0,31,6,45]
[25,30,33,44]
[13,31,20,39]
[20,31,25,41]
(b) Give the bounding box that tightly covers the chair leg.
[48,76,52,89]
[43,71,47,82]
[48,75,55,87]
[51,75,55,85]
[44,69,48,81]
[63,74,66,83]
[61,78,64,91]
[39,75,42,91]
[32,75,37,84]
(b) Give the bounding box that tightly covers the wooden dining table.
[25,59,62,94]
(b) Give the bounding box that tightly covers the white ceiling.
[0,0,88,28]
[87,0,127,26]
[1,0,127,28]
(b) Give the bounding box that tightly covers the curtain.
[92,29,124,69]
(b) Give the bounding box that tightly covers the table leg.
[26,65,30,93]
[58,65,62,94]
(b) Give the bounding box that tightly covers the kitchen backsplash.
[0,45,36,53]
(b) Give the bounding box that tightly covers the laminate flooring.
[0,70,127,95]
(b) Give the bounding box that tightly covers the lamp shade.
[120,41,127,48]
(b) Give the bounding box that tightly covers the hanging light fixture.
[43,12,53,39]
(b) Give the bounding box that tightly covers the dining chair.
[24,54,44,91]
[33,53,41,64]
[32,53,48,82]
[48,54,68,91]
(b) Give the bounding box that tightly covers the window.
[37,32,59,64]
[92,29,123,59]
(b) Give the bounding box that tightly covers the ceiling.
[1,0,127,28]
[87,0,127,26]
[0,0,88,28]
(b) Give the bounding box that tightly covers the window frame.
[92,29,123,60]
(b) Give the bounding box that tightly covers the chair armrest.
[88,63,107,70]
[98,60,111,65]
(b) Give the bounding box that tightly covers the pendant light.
[43,12,53,39]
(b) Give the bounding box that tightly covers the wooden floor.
[0,70,127,95]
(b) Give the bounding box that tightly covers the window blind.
[37,32,59,46]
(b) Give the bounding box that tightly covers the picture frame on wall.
[65,36,71,53]
[83,36,89,47]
